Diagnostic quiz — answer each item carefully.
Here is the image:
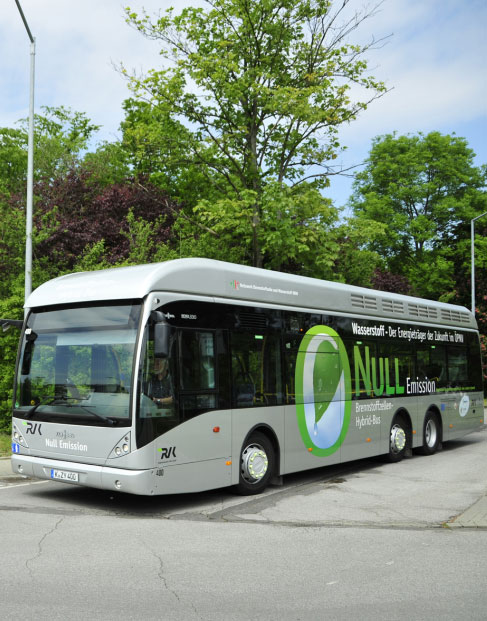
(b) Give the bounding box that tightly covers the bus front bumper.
[11,454,160,495]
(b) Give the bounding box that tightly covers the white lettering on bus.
[355,415,381,429]
[59,439,88,452]
[351,323,385,337]
[406,377,436,395]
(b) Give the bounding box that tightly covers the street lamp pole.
[14,0,35,309]
[471,211,487,315]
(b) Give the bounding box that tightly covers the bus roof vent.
[382,299,404,315]
[440,308,470,324]
[408,303,438,320]
[351,293,377,311]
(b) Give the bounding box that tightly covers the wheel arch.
[392,407,413,450]
[393,407,412,432]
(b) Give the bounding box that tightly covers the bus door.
[174,328,231,463]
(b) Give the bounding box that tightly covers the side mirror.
[21,329,38,375]
[154,323,170,358]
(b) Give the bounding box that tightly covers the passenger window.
[179,330,217,420]
[231,332,283,407]
[417,345,447,388]
[283,335,302,404]
[179,331,216,391]
[448,347,469,388]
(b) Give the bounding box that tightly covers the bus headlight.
[12,424,28,448]
[108,433,131,459]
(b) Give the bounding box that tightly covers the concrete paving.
[0,456,13,477]
[449,494,487,528]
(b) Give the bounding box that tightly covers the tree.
[29,172,180,278]
[124,0,387,268]
[17,105,101,182]
[349,131,487,299]
[0,128,27,197]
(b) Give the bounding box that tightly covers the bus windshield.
[15,303,142,425]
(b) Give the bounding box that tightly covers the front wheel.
[419,411,441,455]
[236,432,274,495]
[387,414,408,462]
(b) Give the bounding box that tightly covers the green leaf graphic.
[313,341,340,424]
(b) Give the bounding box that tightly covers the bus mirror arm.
[0,318,23,332]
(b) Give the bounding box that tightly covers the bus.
[10,258,484,495]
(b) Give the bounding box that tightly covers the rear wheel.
[236,432,274,495]
[387,414,408,462]
[419,411,441,455]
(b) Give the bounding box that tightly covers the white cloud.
[0,0,168,138]
[326,0,487,205]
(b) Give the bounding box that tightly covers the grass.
[0,433,11,457]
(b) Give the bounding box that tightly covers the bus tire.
[236,432,274,495]
[387,414,408,462]
[419,411,441,455]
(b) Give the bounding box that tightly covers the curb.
[449,495,487,529]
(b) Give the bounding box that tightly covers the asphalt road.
[1,426,486,620]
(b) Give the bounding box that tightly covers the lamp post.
[14,0,35,309]
[471,211,487,315]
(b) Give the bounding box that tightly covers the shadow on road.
[8,433,484,519]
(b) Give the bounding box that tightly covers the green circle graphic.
[295,325,351,456]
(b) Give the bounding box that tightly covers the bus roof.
[26,258,477,329]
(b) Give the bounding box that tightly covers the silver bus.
[11,259,484,495]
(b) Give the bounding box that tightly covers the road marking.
[0,479,49,490]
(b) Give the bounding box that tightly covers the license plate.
[50,468,79,482]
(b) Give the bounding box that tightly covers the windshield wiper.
[23,395,81,419]
[71,404,117,427]
[23,396,117,426]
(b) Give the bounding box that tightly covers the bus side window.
[416,344,447,388]
[231,332,283,408]
[178,330,218,420]
[466,334,483,391]
[179,330,215,391]
[448,347,469,388]
[283,336,301,405]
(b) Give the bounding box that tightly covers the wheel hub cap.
[391,425,406,453]
[241,445,268,483]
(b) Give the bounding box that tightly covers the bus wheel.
[237,432,274,495]
[387,415,408,462]
[419,411,440,455]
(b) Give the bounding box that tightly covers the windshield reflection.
[15,303,141,425]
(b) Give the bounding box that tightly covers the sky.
[1,0,486,210]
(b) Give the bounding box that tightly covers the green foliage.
[0,281,24,433]
[83,141,132,187]
[72,240,112,273]
[124,0,387,266]
[0,433,11,456]
[331,218,386,286]
[120,99,211,206]
[19,105,101,181]
[0,128,27,197]
[349,131,487,299]
[179,183,343,275]
[118,208,179,265]
[0,200,26,294]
